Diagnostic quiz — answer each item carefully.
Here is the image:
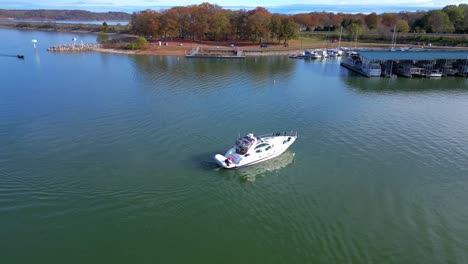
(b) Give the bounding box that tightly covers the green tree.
[280,17,298,43]
[96,31,108,43]
[270,14,282,41]
[422,10,454,33]
[463,6,468,32]
[396,19,409,33]
[348,23,362,42]
[136,36,148,49]
[210,9,229,41]
[101,21,108,31]
[443,5,464,32]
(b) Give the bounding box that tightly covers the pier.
[341,50,468,78]
[186,46,245,58]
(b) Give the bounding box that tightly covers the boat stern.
[214,154,234,169]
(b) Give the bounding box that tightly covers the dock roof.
[358,50,468,61]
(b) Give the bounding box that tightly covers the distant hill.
[0,9,131,21]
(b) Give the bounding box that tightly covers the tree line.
[130,3,468,44]
[0,9,131,21]
[293,4,468,34]
[130,3,298,43]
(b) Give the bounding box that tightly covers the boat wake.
[236,151,295,182]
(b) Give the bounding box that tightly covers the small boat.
[426,69,442,78]
[214,132,297,169]
[326,49,341,57]
[17,55,24,59]
[393,63,425,78]
[302,50,322,59]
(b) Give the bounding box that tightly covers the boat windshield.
[235,135,255,154]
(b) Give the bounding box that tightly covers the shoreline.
[3,21,467,57]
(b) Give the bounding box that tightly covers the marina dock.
[340,50,468,78]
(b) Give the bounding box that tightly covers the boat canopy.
[235,134,256,154]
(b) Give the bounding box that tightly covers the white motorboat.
[214,132,297,169]
[304,50,322,59]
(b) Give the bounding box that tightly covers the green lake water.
[1,29,468,263]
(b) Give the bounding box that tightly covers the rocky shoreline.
[47,43,101,52]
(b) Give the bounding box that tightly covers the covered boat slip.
[343,50,468,78]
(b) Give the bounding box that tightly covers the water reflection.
[343,75,468,93]
[130,55,296,84]
[244,56,296,80]
[218,151,295,182]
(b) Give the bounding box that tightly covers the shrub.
[136,36,148,49]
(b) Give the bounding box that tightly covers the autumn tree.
[227,9,248,40]
[190,3,214,40]
[330,13,345,27]
[365,13,380,31]
[160,8,179,38]
[381,13,397,28]
[246,7,271,43]
[130,10,161,37]
[173,6,192,39]
[293,13,313,29]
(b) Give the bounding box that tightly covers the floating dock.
[341,50,468,78]
[186,46,245,58]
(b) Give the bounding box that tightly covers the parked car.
[260,43,268,48]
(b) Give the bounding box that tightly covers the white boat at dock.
[426,69,443,78]
[305,49,323,59]
[340,53,381,77]
[214,132,297,169]
[326,49,342,57]
[289,50,324,60]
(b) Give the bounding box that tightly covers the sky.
[1,0,466,14]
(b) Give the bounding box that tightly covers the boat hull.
[214,135,296,169]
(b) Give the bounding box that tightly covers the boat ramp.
[340,50,468,78]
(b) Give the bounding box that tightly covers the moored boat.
[340,54,381,77]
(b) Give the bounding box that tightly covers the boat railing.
[257,131,298,138]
